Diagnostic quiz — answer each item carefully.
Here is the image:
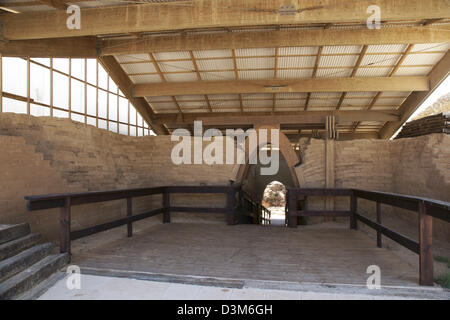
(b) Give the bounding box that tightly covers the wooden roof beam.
[133,77,429,97]
[2,0,449,40]
[154,110,400,125]
[101,26,450,55]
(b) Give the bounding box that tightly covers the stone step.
[0,224,30,245]
[0,253,69,300]
[0,234,42,262]
[0,243,53,282]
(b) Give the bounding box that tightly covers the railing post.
[226,188,235,225]
[288,190,297,228]
[163,190,170,224]
[419,201,433,286]
[126,197,133,237]
[376,202,382,248]
[350,192,357,230]
[59,197,71,256]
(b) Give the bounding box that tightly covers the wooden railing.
[287,188,450,286]
[239,190,271,225]
[25,185,240,257]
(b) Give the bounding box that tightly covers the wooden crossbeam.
[3,0,449,40]
[101,26,450,56]
[134,77,429,97]
[154,110,400,125]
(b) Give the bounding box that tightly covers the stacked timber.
[396,113,449,139]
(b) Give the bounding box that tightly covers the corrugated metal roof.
[278,47,318,55]
[121,63,156,74]
[164,72,198,82]
[197,58,234,71]
[278,56,316,68]
[277,69,313,79]
[238,70,273,80]
[395,66,433,76]
[200,71,236,81]
[129,74,162,84]
[153,51,191,60]
[235,48,275,57]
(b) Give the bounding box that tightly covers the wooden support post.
[376,202,382,247]
[288,191,297,228]
[419,201,433,286]
[126,197,132,237]
[350,192,357,230]
[325,121,336,218]
[163,191,170,224]
[59,197,71,256]
[226,189,235,225]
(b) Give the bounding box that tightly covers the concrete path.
[38,274,436,300]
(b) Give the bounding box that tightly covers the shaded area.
[72,223,419,286]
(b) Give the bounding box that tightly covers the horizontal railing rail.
[25,185,240,257]
[287,187,450,286]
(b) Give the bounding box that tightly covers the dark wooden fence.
[25,185,240,256]
[239,190,271,225]
[287,188,450,286]
[25,185,449,286]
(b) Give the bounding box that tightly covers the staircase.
[0,223,69,300]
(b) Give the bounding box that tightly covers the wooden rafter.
[2,0,449,40]
[189,50,212,112]
[133,77,429,97]
[336,45,369,110]
[231,48,244,112]
[101,26,450,56]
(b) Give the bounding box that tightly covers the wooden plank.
[355,213,420,254]
[376,202,382,247]
[350,193,357,230]
[102,27,450,55]
[419,202,433,286]
[288,191,297,228]
[126,197,132,238]
[70,208,165,241]
[155,111,400,125]
[169,207,229,214]
[163,192,170,224]
[289,188,353,197]
[134,77,429,97]
[0,37,98,58]
[59,197,71,255]
[3,0,448,40]
[296,210,351,217]
[353,189,420,212]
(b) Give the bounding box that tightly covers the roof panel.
[361,53,401,67]
[237,57,274,69]
[355,67,393,77]
[395,66,433,76]
[319,55,358,67]
[238,70,273,80]
[158,60,194,73]
[367,44,408,53]
[278,56,316,68]
[164,72,199,82]
[278,47,318,55]
[116,54,151,63]
[322,45,363,54]
[193,49,232,59]
[129,74,162,84]
[316,68,353,78]
[121,62,156,74]
[277,69,313,79]
[200,71,235,81]
[402,52,445,66]
[235,48,275,57]
[197,58,234,71]
[412,43,450,53]
[153,51,191,60]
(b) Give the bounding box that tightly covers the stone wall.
[0,113,236,242]
[0,112,449,247]
[295,135,450,241]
